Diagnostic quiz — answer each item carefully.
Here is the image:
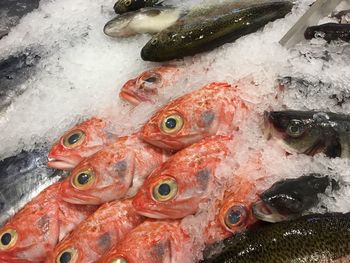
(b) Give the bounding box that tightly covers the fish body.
[114,0,162,14]
[253,174,338,222]
[133,135,233,219]
[0,49,40,113]
[304,23,350,42]
[203,213,350,263]
[104,6,183,37]
[0,145,65,226]
[140,82,248,151]
[264,110,350,158]
[98,220,192,263]
[48,118,117,170]
[119,65,184,105]
[141,0,293,61]
[46,199,144,263]
[61,134,167,205]
[0,182,96,262]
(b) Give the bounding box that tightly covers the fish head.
[103,12,136,37]
[119,65,180,105]
[264,111,331,155]
[99,220,188,263]
[60,139,136,205]
[113,0,145,14]
[141,82,234,150]
[133,136,231,219]
[48,118,114,170]
[0,185,59,262]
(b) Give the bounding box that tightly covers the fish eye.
[56,248,78,263]
[109,257,128,263]
[150,38,158,45]
[72,169,95,189]
[0,228,17,250]
[160,114,184,134]
[152,178,178,202]
[124,0,132,6]
[63,130,85,148]
[287,120,304,137]
[140,73,162,89]
[223,205,247,231]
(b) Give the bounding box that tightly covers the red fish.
[48,118,117,170]
[0,182,96,262]
[61,134,168,205]
[119,65,184,105]
[46,199,144,263]
[98,220,192,263]
[140,82,248,151]
[132,135,233,219]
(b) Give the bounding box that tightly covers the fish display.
[203,213,350,263]
[98,220,192,263]
[114,0,162,14]
[0,145,65,226]
[0,49,41,113]
[46,199,144,263]
[60,134,167,205]
[141,0,293,61]
[304,23,350,42]
[48,118,118,170]
[253,174,338,222]
[133,135,233,219]
[140,82,248,151]
[119,65,184,105]
[104,7,184,38]
[0,182,96,262]
[0,0,40,39]
[264,110,350,158]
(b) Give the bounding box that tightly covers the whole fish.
[104,7,184,38]
[61,134,167,205]
[0,145,65,226]
[140,82,248,151]
[141,0,293,61]
[0,0,40,39]
[114,0,162,14]
[203,213,350,263]
[48,118,118,170]
[46,199,144,263]
[264,110,350,158]
[253,174,338,223]
[304,23,350,42]
[133,135,233,219]
[119,65,184,105]
[0,49,41,113]
[98,220,192,263]
[0,182,96,262]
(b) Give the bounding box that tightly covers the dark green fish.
[253,174,339,222]
[304,23,350,43]
[264,110,350,158]
[141,0,293,62]
[114,0,162,15]
[203,213,350,263]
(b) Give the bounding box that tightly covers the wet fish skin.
[304,23,350,42]
[203,213,350,263]
[0,49,41,112]
[140,82,248,151]
[253,174,338,222]
[113,0,161,14]
[46,199,144,263]
[0,145,65,226]
[141,1,293,62]
[264,110,350,158]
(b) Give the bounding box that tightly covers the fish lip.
[47,156,80,170]
[119,89,142,105]
[134,210,173,219]
[252,200,289,223]
[103,17,133,37]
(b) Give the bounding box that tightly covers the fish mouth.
[61,192,102,205]
[47,156,81,170]
[119,89,142,105]
[134,210,174,219]
[252,200,290,223]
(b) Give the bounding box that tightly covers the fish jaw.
[47,154,81,170]
[252,200,290,223]
[119,78,144,105]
